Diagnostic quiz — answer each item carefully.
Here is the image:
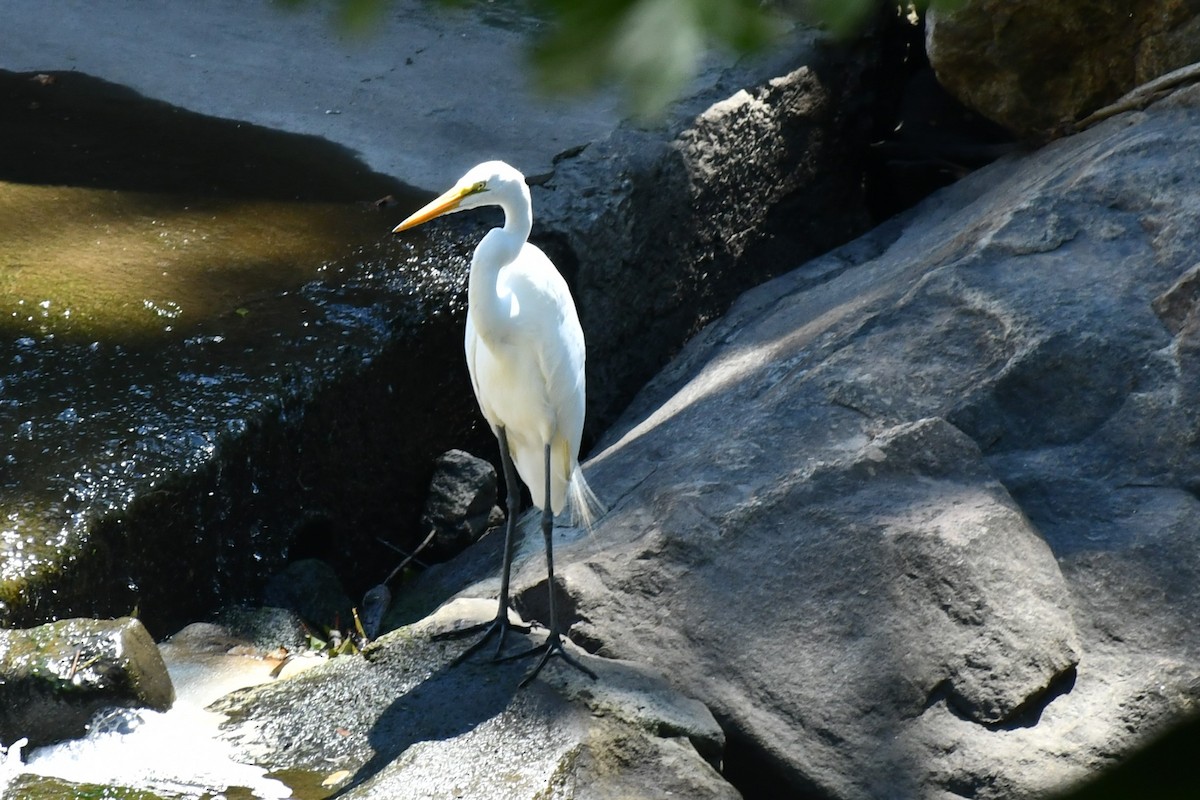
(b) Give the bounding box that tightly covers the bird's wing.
[464,309,500,437]
[501,243,587,457]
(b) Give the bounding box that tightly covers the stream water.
[0,65,488,633]
[0,68,456,798]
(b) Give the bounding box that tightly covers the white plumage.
[393,160,600,683]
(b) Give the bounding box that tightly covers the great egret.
[393,161,602,685]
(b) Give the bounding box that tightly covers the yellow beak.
[392,186,470,233]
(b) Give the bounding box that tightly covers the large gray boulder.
[543,54,875,430]
[413,84,1200,797]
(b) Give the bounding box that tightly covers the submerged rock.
[0,617,173,749]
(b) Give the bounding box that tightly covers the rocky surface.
[927,0,1200,137]
[542,51,877,431]
[214,598,737,799]
[399,83,1200,798]
[204,75,1200,794]
[9,4,1200,799]
[0,617,173,748]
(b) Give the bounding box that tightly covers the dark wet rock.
[419,449,503,558]
[0,201,481,637]
[0,94,485,637]
[413,86,1200,797]
[926,0,1200,137]
[358,583,393,641]
[260,558,354,632]
[214,598,736,799]
[163,621,253,656]
[0,617,173,748]
[208,606,312,654]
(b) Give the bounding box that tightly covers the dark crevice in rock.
[720,722,827,800]
[512,576,589,642]
[862,8,1017,222]
[924,678,954,712]
[287,512,338,564]
[565,626,605,656]
[989,664,1079,730]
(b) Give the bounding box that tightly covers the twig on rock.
[1070,60,1200,132]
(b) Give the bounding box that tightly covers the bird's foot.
[499,630,598,687]
[434,614,532,667]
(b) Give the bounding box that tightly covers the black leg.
[501,443,597,686]
[492,427,524,653]
[434,427,530,663]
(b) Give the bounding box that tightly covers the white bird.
[393,161,602,685]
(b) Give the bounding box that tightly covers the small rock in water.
[210,605,312,654]
[0,617,174,748]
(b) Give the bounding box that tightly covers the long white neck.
[467,189,532,342]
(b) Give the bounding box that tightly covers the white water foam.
[1,648,319,799]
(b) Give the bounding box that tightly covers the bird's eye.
[471,181,487,194]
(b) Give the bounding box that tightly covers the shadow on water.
[0,69,414,202]
[0,68,429,348]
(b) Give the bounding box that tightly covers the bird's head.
[392,161,527,233]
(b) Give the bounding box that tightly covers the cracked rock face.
[424,86,1200,798]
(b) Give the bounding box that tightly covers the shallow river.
[0,68,448,799]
